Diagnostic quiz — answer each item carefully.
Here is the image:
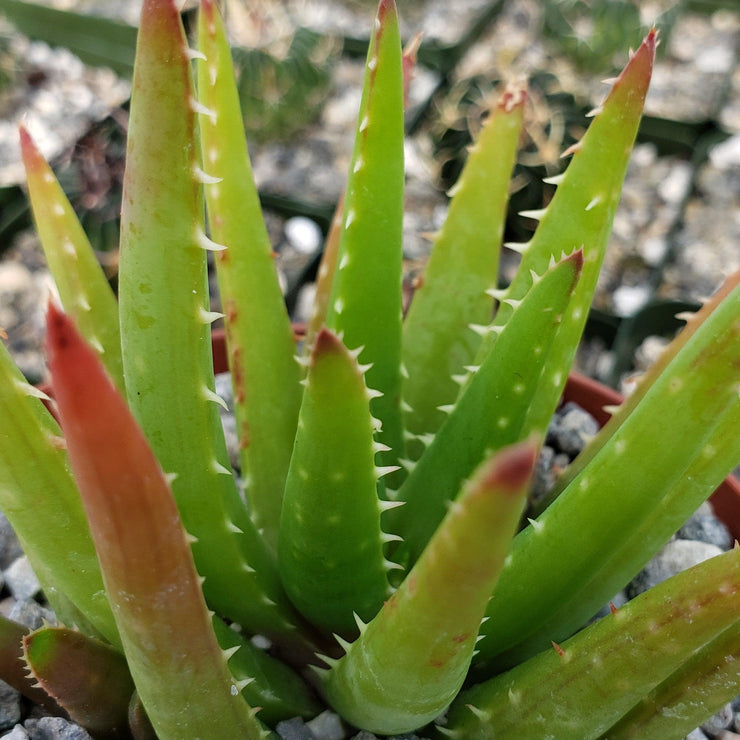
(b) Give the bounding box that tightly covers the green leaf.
[197,0,302,554]
[211,619,321,726]
[0,616,62,714]
[20,127,123,392]
[23,627,134,737]
[0,0,137,77]
[0,341,118,647]
[117,0,306,652]
[325,0,405,471]
[323,439,535,736]
[46,304,269,740]
[401,86,525,458]
[477,29,656,437]
[475,270,740,673]
[279,329,391,637]
[392,251,583,567]
[441,548,740,740]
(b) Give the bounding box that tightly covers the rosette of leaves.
[1,1,740,738]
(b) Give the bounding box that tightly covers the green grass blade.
[197,0,301,553]
[0,341,118,647]
[117,0,305,650]
[440,549,740,740]
[46,304,270,740]
[279,329,391,638]
[401,87,525,458]
[325,0,405,469]
[475,271,740,673]
[323,440,535,736]
[392,251,582,567]
[20,127,123,392]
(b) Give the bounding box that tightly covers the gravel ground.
[0,1,740,738]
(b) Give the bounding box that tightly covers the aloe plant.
[2,1,740,738]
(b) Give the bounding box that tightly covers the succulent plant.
[2,0,740,738]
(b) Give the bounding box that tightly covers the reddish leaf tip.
[312,327,346,360]
[480,439,538,496]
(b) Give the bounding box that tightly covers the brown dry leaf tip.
[551,641,566,657]
[609,601,619,615]
[0,327,7,340]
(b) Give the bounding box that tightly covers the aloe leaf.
[476,29,655,438]
[0,341,118,647]
[392,250,583,567]
[46,304,270,740]
[401,86,525,459]
[118,0,306,652]
[279,329,392,637]
[19,126,123,392]
[475,271,740,673]
[322,439,536,736]
[325,0,405,469]
[440,549,740,740]
[23,626,133,737]
[0,616,62,714]
[211,619,322,726]
[601,616,740,739]
[197,0,301,553]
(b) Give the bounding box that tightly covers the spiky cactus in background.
[1,0,740,738]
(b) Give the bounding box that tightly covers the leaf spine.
[451,372,468,386]
[195,229,227,252]
[467,704,492,722]
[543,172,565,185]
[585,106,603,118]
[561,141,583,158]
[372,441,392,454]
[203,386,229,410]
[366,388,384,400]
[222,645,241,660]
[380,530,403,544]
[527,517,544,533]
[210,459,232,476]
[14,378,51,401]
[378,499,405,512]
[519,207,548,221]
[437,403,455,414]
[294,353,311,368]
[353,612,368,634]
[333,634,353,654]
[185,48,207,61]
[190,97,217,124]
[235,677,255,691]
[198,307,225,324]
[376,465,401,479]
[585,195,602,211]
[192,165,222,184]
[383,558,404,572]
[398,457,416,472]
[485,287,508,301]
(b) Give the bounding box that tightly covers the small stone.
[3,726,30,740]
[276,717,315,740]
[703,704,734,736]
[714,732,740,740]
[0,515,23,571]
[0,682,22,731]
[350,733,377,740]
[4,557,41,602]
[6,600,55,631]
[678,502,733,551]
[685,730,710,740]
[285,217,322,255]
[306,710,344,740]
[24,716,93,740]
[627,539,724,598]
[547,402,599,457]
